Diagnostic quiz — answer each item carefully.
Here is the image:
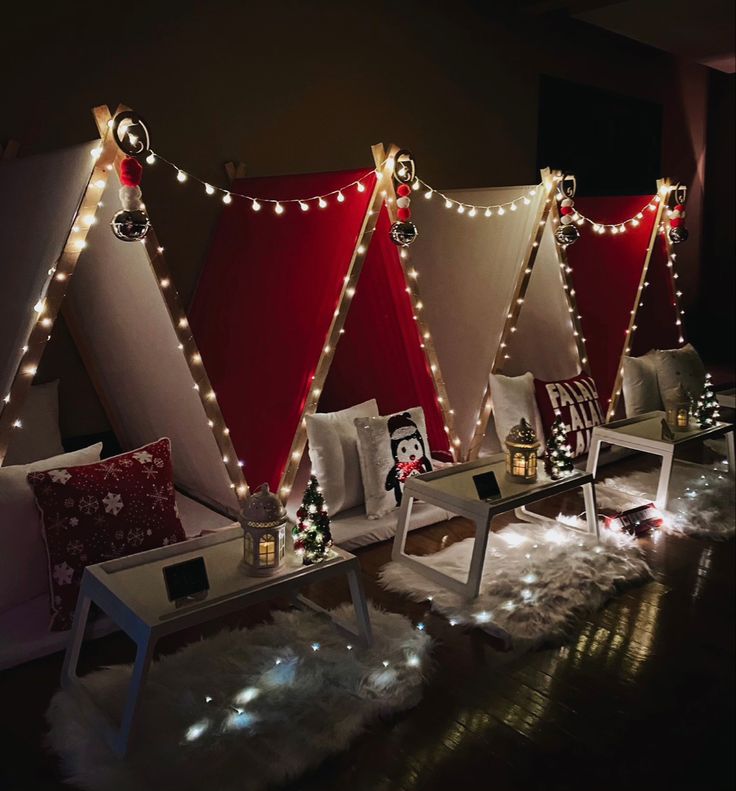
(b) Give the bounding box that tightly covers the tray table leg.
[61,583,92,686]
[112,633,155,758]
[346,565,373,647]
[465,515,492,600]
[725,429,735,478]
[391,493,414,562]
[582,481,600,538]
[655,449,674,510]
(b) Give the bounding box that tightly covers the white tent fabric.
[0,143,93,403]
[0,143,238,516]
[411,184,580,455]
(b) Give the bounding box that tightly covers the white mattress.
[0,493,236,670]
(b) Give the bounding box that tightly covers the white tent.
[0,106,244,667]
[410,170,587,458]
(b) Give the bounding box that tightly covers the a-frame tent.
[189,145,457,503]
[564,181,683,420]
[0,105,247,519]
[409,169,589,459]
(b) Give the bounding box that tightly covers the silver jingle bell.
[554,223,580,246]
[389,220,418,247]
[111,209,151,242]
[668,225,689,244]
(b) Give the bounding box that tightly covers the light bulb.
[412,180,420,191]
[468,207,477,217]
[444,199,452,209]
[457,205,465,214]
[222,193,232,204]
[424,190,433,199]
[299,201,309,211]
[357,182,366,192]
[90,146,102,159]
[336,191,345,203]
[205,184,215,195]
[318,197,327,208]
[510,203,517,211]
[497,207,505,215]
[485,208,492,217]
[145,153,156,165]
[274,202,284,214]
[252,200,261,211]
[176,170,187,183]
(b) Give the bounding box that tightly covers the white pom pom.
[396,196,411,209]
[561,197,574,207]
[669,209,681,219]
[560,214,573,225]
[119,186,143,211]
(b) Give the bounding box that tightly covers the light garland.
[147,150,379,213]
[409,178,542,217]
[570,190,665,234]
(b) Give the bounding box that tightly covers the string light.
[572,194,664,232]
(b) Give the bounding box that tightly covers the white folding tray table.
[61,529,372,757]
[391,454,599,601]
[586,411,734,509]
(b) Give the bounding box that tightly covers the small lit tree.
[692,373,719,429]
[545,413,574,480]
[293,475,332,565]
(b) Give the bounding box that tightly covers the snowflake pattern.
[78,495,99,515]
[102,491,124,516]
[147,485,168,510]
[27,438,185,631]
[100,461,120,480]
[53,562,74,586]
[127,527,145,546]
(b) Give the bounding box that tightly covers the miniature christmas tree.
[692,373,720,429]
[293,475,333,565]
[545,414,574,480]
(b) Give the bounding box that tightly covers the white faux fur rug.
[379,523,650,648]
[597,459,734,540]
[47,605,430,791]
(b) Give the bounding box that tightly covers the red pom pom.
[397,207,411,221]
[674,204,686,212]
[396,183,411,197]
[120,156,143,187]
[670,217,683,228]
[560,206,574,215]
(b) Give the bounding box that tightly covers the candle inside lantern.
[504,417,540,483]
[665,384,691,432]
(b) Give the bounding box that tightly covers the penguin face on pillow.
[396,434,424,463]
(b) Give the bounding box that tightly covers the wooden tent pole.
[605,178,669,421]
[375,144,461,459]
[0,112,115,464]
[276,145,392,502]
[466,168,556,460]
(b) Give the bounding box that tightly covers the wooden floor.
[1,455,734,791]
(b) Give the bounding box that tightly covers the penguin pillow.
[354,407,433,519]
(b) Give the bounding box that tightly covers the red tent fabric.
[565,195,678,411]
[190,169,449,492]
[318,206,450,456]
[190,169,375,491]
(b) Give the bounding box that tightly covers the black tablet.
[472,471,502,501]
[163,556,210,602]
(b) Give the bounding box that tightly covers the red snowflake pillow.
[534,374,605,458]
[27,437,185,631]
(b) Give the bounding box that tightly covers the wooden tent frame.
[465,168,592,460]
[603,177,686,421]
[222,145,458,500]
[0,104,248,507]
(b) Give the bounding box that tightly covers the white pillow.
[489,372,545,453]
[305,399,379,515]
[622,352,662,416]
[653,343,706,404]
[0,443,102,613]
[3,381,65,466]
[354,407,432,519]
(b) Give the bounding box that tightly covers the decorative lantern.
[665,384,691,431]
[239,483,287,576]
[504,418,540,482]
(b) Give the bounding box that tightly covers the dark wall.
[693,71,735,365]
[0,1,725,434]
